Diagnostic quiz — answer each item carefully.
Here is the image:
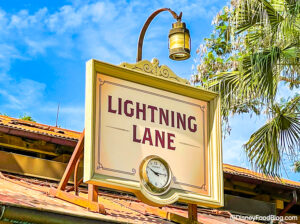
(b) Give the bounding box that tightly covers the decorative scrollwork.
[120,58,190,85]
[98,78,105,86]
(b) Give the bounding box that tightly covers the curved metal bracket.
[136,8,182,62]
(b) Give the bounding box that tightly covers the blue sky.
[0,0,298,181]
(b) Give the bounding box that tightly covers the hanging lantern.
[168,21,191,61]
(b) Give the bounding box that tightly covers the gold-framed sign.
[84,59,223,207]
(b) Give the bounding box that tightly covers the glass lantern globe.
[168,21,191,61]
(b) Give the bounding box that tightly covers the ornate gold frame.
[84,58,223,207]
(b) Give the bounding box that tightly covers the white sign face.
[84,59,223,207]
[94,74,208,195]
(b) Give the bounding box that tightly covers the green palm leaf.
[244,96,300,176]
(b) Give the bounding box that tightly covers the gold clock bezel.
[139,155,172,195]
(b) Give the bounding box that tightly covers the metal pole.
[188,203,198,223]
[136,8,182,62]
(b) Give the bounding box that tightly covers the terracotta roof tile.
[0,173,168,223]
[0,115,81,142]
[223,164,300,189]
[0,172,258,224]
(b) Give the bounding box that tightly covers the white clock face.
[146,159,169,189]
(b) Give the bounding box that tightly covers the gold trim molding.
[120,58,190,85]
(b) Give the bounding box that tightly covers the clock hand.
[150,168,167,176]
[157,173,167,176]
[150,168,159,176]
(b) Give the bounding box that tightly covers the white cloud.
[0,44,25,71]
[46,2,116,34]
[0,79,45,110]
[8,8,48,30]
[0,89,22,108]
[24,38,57,55]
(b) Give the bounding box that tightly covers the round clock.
[139,155,172,195]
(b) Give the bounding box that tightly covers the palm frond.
[234,0,284,34]
[262,0,284,30]
[284,0,300,17]
[244,96,300,176]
